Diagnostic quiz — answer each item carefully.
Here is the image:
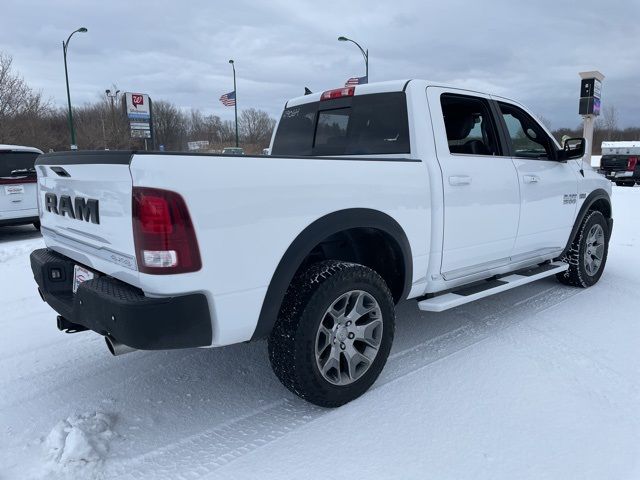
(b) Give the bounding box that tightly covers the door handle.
[523,175,540,184]
[448,175,472,186]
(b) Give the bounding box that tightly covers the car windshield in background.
[0,151,39,177]
[271,92,410,156]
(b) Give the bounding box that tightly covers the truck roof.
[286,80,410,108]
[0,144,44,154]
[602,141,640,149]
[285,79,513,109]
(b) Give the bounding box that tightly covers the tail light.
[132,187,201,274]
[320,87,355,101]
[627,157,637,172]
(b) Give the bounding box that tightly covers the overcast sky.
[2,0,638,128]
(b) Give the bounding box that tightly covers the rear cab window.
[0,151,39,178]
[271,92,410,156]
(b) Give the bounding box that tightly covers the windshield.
[271,92,410,156]
[0,151,39,177]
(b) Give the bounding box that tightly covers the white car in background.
[0,144,43,229]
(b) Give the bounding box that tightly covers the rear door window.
[440,94,500,156]
[0,151,39,177]
[271,92,410,156]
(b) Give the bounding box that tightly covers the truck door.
[426,87,520,280]
[494,100,578,260]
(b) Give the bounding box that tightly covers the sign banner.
[131,128,152,139]
[130,122,151,130]
[187,140,210,150]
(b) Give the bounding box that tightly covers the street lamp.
[229,59,239,148]
[62,27,88,150]
[105,88,121,149]
[338,35,368,81]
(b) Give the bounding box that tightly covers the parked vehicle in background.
[30,80,612,407]
[0,145,43,229]
[222,147,244,155]
[600,141,639,187]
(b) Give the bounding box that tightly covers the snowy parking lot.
[1,186,639,480]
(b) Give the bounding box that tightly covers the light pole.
[338,36,368,82]
[62,27,88,150]
[229,59,239,148]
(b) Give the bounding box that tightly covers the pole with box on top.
[578,71,604,168]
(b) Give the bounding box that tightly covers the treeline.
[0,52,275,154]
[2,51,638,155]
[551,105,638,154]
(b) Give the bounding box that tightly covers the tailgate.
[601,155,629,171]
[36,151,139,286]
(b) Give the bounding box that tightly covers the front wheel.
[557,210,609,287]
[268,260,395,408]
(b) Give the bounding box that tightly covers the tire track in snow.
[107,283,584,480]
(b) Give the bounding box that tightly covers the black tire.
[556,210,609,288]
[268,260,395,408]
[33,221,40,231]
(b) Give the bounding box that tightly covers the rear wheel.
[268,260,395,408]
[557,210,609,287]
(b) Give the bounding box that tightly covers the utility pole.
[105,88,120,149]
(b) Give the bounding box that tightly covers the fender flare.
[559,188,612,258]
[251,208,413,340]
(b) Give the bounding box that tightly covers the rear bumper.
[603,171,638,180]
[30,248,212,350]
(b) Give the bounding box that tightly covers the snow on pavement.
[1,186,639,480]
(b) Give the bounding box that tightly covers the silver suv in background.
[0,145,43,229]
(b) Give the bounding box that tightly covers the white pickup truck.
[30,80,612,407]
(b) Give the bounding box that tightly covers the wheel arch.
[559,188,612,258]
[251,208,413,340]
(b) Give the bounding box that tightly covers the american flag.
[219,90,236,106]
[345,75,368,86]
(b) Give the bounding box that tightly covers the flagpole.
[229,59,238,148]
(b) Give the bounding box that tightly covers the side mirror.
[559,137,586,161]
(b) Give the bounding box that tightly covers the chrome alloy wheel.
[584,224,605,276]
[315,290,383,386]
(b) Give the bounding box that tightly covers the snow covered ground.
[1,186,639,480]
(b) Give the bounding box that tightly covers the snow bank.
[43,412,117,476]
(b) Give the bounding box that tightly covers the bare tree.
[152,100,188,151]
[537,115,552,130]
[0,51,278,153]
[599,105,619,141]
[239,108,276,150]
[0,52,54,147]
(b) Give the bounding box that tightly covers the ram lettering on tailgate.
[44,193,100,224]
